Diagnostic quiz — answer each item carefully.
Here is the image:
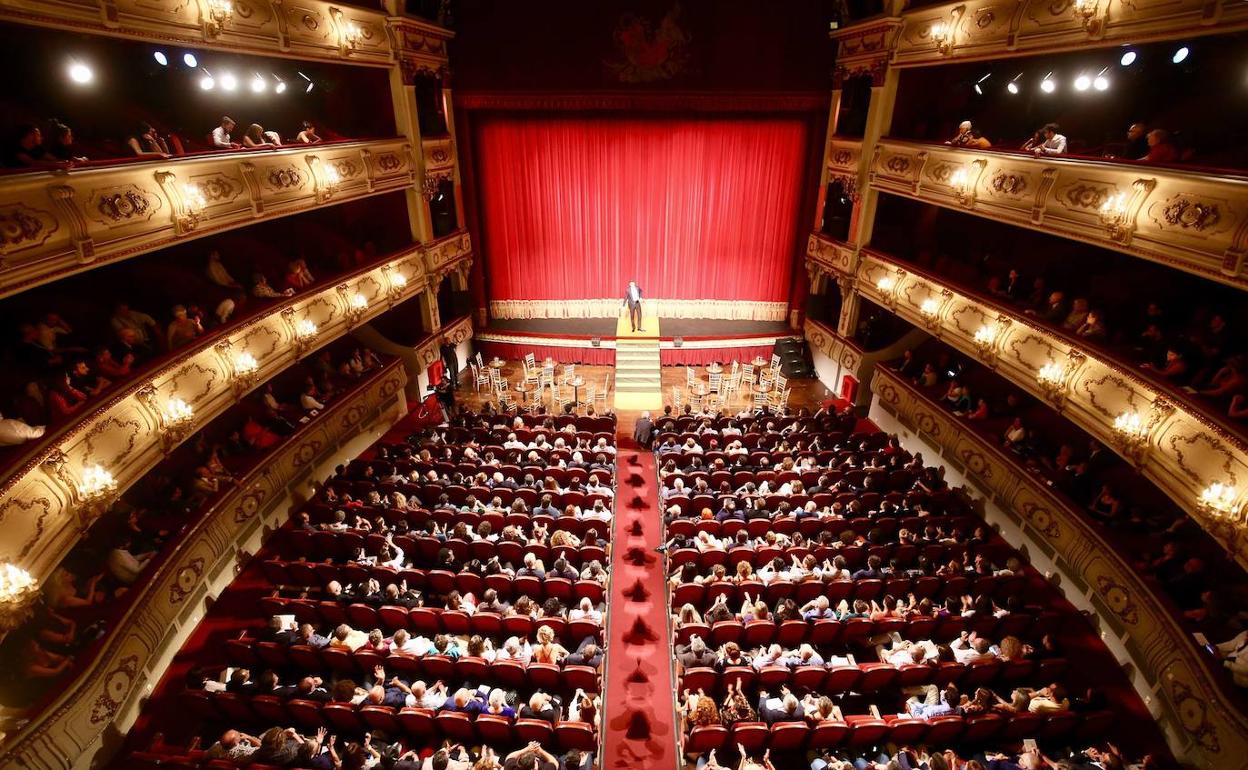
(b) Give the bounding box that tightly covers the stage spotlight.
[1006,82,1019,94]
[154,51,168,66]
[183,52,198,68]
[1074,74,1091,91]
[1094,67,1110,91]
[306,81,315,93]
[1120,50,1137,66]
[974,72,990,95]
[274,77,287,94]
[200,75,215,90]
[68,61,94,85]
[250,73,266,93]
[220,72,238,91]
[1040,72,1056,93]
[1172,45,1189,64]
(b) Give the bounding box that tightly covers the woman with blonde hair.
[531,624,568,664]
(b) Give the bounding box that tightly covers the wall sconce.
[342,22,363,50]
[1112,409,1149,460]
[78,462,119,525]
[1199,483,1240,520]
[950,167,973,204]
[138,385,196,452]
[204,0,233,36]
[233,350,259,397]
[1071,0,1103,32]
[181,182,208,232]
[1035,350,1083,408]
[919,296,941,330]
[1099,192,1130,239]
[383,264,409,305]
[339,283,370,324]
[0,563,39,633]
[973,322,999,356]
[930,21,952,54]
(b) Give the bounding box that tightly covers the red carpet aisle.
[602,448,679,770]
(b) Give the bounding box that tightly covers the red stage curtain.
[474,116,809,303]
[477,341,614,366]
[660,345,777,366]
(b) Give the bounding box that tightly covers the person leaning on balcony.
[127,122,171,159]
[1140,128,1179,164]
[211,116,241,149]
[1031,123,1067,156]
[947,120,974,146]
[5,124,71,169]
[296,120,322,144]
[0,411,45,445]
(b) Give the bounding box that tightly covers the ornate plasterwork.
[871,366,1248,770]
[869,140,1248,291]
[853,249,1248,571]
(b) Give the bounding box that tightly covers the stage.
[475,315,799,366]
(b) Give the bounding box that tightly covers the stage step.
[613,330,663,410]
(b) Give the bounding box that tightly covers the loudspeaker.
[773,337,814,379]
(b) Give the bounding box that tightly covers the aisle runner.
[601,449,678,770]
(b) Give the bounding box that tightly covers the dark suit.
[633,416,654,448]
[623,284,644,331]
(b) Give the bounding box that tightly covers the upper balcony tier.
[0,234,473,589]
[0,138,418,299]
[0,0,453,69]
[866,139,1248,291]
[808,242,1248,571]
[832,0,1248,69]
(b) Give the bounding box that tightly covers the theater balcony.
[866,139,1248,290]
[0,0,399,66]
[0,231,472,590]
[811,248,1248,570]
[0,354,410,767]
[867,364,1248,767]
[864,0,1248,66]
[0,138,418,297]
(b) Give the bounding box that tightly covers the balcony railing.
[852,0,1248,67]
[0,0,401,66]
[0,234,472,586]
[870,365,1248,770]
[843,248,1248,571]
[868,139,1248,291]
[0,359,409,769]
[0,138,417,298]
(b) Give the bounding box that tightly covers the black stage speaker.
[773,337,814,379]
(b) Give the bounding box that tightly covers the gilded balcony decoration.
[870,366,1248,770]
[855,250,1248,569]
[0,361,408,768]
[0,139,417,298]
[830,16,903,87]
[868,140,1248,290]
[885,0,1248,66]
[824,138,864,200]
[0,0,398,66]
[805,232,858,280]
[0,240,471,586]
[423,137,457,176]
[391,15,455,82]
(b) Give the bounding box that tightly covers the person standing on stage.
[623,280,644,332]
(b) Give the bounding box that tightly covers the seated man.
[757,687,805,723]
[204,729,261,761]
[565,637,604,668]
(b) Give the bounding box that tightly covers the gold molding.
[0,360,408,766]
[869,140,1248,291]
[854,249,1248,569]
[0,139,417,300]
[0,234,472,584]
[0,0,453,68]
[833,0,1248,67]
[871,366,1248,769]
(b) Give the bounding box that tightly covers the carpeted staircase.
[613,337,662,411]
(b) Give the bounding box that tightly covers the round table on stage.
[543,357,556,369]
[705,363,724,375]
[570,376,586,405]
[753,381,774,395]
[514,381,534,403]
[752,356,768,368]
[690,383,709,398]
[488,357,505,371]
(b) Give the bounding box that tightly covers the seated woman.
[296,121,322,144]
[243,123,279,148]
[126,122,170,158]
